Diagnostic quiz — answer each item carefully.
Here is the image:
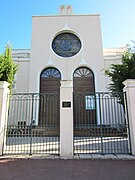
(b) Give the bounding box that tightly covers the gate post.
[123,79,135,156]
[0,81,10,155]
[60,80,73,157]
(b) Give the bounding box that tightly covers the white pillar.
[60,80,73,157]
[0,81,10,155]
[123,79,135,156]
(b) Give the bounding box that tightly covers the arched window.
[73,67,95,93]
[74,67,94,78]
[40,67,61,93]
[41,68,61,78]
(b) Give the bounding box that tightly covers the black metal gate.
[3,93,60,155]
[73,92,131,154]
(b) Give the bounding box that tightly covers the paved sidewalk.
[0,158,135,180]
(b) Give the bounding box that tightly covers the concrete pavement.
[0,154,135,180]
[0,158,135,180]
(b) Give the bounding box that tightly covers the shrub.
[0,46,18,91]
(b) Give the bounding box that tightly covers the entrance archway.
[39,67,61,128]
[73,67,96,132]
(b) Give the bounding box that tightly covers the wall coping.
[123,79,135,89]
[0,81,10,89]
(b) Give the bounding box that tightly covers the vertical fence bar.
[98,93,103,154]
[124,92,132,154]
[29,94,34,155]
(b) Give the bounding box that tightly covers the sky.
[0,0,135,53]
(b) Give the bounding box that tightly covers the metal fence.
[3,93,60,155]
[3,92,131,155]
[73,92,131,154]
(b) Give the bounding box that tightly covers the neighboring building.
[12,49,30,93]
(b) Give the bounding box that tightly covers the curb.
[0,154,135,160]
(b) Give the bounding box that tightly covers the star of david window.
[52,32,82,57]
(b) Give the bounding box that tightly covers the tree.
[104,43,135,104]
[0,46,18,91]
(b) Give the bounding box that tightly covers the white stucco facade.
[11,7,127,93]
[29,14,105,93]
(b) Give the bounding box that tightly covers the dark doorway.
[73,67,96,132]
[39,67,61,128]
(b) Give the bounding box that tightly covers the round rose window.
[52,32,82,58]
